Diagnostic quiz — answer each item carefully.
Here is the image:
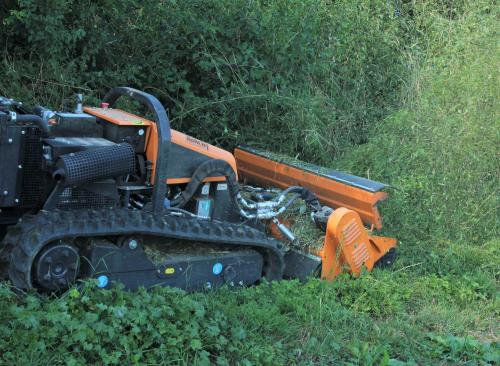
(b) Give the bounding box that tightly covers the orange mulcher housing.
[234,146,397,280]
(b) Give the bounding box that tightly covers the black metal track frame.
[5,209,285,289]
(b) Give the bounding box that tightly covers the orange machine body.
[317,208,397,280]
[233,146,397,278]
[84,107,237,184]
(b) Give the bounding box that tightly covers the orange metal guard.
[317,208,397,281]
[318,208,397,280]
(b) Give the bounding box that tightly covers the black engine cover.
[0,124,43,208]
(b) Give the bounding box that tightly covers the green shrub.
[0,0,408,162]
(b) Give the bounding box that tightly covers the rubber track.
[3,209,285,289]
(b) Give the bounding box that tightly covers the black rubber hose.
[15,114,50,137]
[171,159,239,208]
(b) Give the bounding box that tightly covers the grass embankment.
[0,1,498,365]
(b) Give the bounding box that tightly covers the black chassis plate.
[88,242,263,291]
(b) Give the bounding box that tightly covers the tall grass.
[336,0,499,254]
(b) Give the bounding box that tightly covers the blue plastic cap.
[212,263,223,275]
[97,275,109,288]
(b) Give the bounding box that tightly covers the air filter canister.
[56,143,136,186]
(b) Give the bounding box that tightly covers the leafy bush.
[0,0,408,162]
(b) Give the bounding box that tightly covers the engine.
[0,93,240,227]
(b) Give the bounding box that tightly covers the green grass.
[0,0,499,365]
[0,258,497,365]
[334,0,499,268]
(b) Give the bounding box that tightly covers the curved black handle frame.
[104,87,170,212]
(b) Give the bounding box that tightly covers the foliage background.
[0,0,408,161]
[0,0,498,365]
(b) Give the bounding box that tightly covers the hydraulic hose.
[170,158,322,221]
[171,159,239,208]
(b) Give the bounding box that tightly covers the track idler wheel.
[33,243,80,291]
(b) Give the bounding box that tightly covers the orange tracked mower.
[0,87,396,291]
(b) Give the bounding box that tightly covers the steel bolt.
[138,129,145,136]
[7,138,12,144]
[3,190,8,196]
[21,130,26,135]
[18,165,22,169]
[128,239,138,250]
[14,198,19,203]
